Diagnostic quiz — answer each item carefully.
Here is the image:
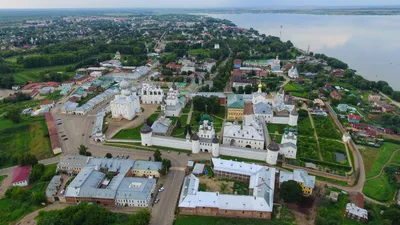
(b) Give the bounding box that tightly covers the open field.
[267,123,287,135]
[363,173,396,202]
[360,142,400,179]
[13,64,75,84]
[113,125,143,140]
[0,117,53,168]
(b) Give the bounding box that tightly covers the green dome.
[199,113,213,125]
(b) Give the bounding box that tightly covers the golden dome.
[258,83,262,88]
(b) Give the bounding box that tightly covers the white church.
[161,84,183,117]
[252,85,298,126]
[288,66,299,79]
[110,80,141,120]
[140,83,164,104]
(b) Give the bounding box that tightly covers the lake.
[208,13,400,90]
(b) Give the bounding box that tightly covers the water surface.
[209,13,400,90]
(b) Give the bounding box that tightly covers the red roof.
[357,193,364,208]
[46,82,59,87]
[330,91,342,100]
[45,113,61,151]
[348,114,361,121]
[12,166,31,183]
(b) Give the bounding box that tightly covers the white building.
[140,83,164,104]
[288,66,299,78]
[110,80,141,120]
[40,100,55,110]
[178,159,276,219]
[162,85,183,117]
[223,115,265,150]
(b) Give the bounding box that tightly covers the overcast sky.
[0,0,399,9]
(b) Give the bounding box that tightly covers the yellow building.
[279,169,315,196]
[227,94,244,120]
[132,160,162,178]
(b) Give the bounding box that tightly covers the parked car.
[178,152,181,155]
[63,138,68,140]
[61,135,66,137]
[187,153,190,156]
[155,199,160,204]
[168,150,171,153]
[159,187,165,192]
[57,123,62,125]
[126,155,129,159]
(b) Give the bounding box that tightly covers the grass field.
[267,123,287,135]
[113,125,143,140]
[360,142,400,179]
[312,116,342,140]
[389,150,400,164]
[297,117,314,136]
[297,136,319,159]
[363,173,396,202]
[0,175,6,183]
[0,117,53,168]
[319,139,347,164]
[13,64,74,84]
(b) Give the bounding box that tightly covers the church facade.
[110,80,141,120]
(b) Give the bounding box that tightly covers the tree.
[78,145,89,156]
[153,150,162,162]
[31,191,46,205]
[18,153,38,166]
[7,108,21,123]
[195,76,199,84]
[105,153,113,158]
[176,118,182,128]
[5,186,26,202]
[159,159,172,176]
[30,164,45,182]
[184,124,192,136]
[279,180,303,203]
[130,208,151,225]
[244,85,253,94]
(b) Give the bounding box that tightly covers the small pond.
[335,152,346,163]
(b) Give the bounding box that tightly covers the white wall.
[152,136,191,150]
[219,145,268,161]
[271,117,290,124]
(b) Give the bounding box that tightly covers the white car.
[159,187,165,192]
[155,198,160,204]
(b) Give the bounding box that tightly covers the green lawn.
[0,175,6,183]
[312,116,342,140]
[297,117,314,136]
[363,173,396,202]
[0,117,53,169]
[267,124,287,135]
[283,81,305,92]
[360,142,400,179]
[113,125,143,140]
[389,150,400,164]
[297,136,319,160]
[13,64,74,84]
[319,139,348,164]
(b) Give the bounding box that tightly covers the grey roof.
[141,123,153,134]
[132,160,162,171]
[116,177,156,200]
[58,155,89,171]
[192,163,205,175]
[290,108,298,116]
[254,102,273,115]
[46,175,62,197]
[151,119,170,134]
[267,139,280,152]
[192,133,199,141]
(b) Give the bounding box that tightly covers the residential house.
[40,100,55,110]
[11,166,32,187]
[337,104,348,112]
[330,91,342,100]
[331,69,344,78]
[376,101,396,112]
[295,77,304,84]
[368,93,380,102]
[348,114,361,123]
[345,203,368,223]
[305,72,315,79]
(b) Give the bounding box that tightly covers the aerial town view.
[0,1,400,225]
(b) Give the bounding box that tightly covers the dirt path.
[366,149,400,181]
[16,202,71,225]
[308,111,323,160]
